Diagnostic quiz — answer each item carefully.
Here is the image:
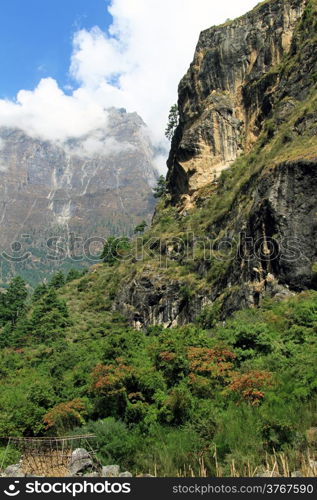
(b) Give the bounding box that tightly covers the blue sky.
[0,0,260,150]
[0,0,112,98]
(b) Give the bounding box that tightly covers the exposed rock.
[0,108,158,284]
[115,0,317,327]
[167,0,306,208]
[116,270,211,329]
[69,448,95,476]
[119,471,133,477]
[101,465,121,477]
[3,464,25,477]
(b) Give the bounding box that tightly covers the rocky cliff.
[0,108,158,284]
[167,0,307,207]
[115,0,317,328]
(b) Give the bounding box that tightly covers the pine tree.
[153,175,167,199]
[134,220,148,234]
[1,276,28,326]
[49,271,65,289]
[165,104,179,141]
[100,237,131,265]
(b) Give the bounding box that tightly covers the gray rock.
[70,448,91,464]
[69,448,94,476]
[4,464,25,477]
[119,471,133,477]
[101,465,120,477]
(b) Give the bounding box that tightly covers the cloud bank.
[0,0,259,153]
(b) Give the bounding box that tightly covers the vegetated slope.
[0,108,157,286]
[0,270,316,476]
[115,0,317,328]
[0,0,317,478]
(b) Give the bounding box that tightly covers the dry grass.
[21,450,72,477]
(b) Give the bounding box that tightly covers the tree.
[49,271,65,289]
[32,283,48,303]
[0,276,28,326]
[30,288,71,342]
[165,104,179,141]
[43,398,86,434]
[153,175,167,199]
[100,237,131,265]
[134,220,148,234]
[66,269,83,283]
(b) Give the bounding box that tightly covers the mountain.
[0,0,316,478]
[0,108,158,285]
[115,0,317,327]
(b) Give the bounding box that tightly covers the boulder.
[4,464,25,477]
[69,448,94,476]
[119,471,133,477]
[101,465,120,477]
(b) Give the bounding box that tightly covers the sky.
[0,0,260,158]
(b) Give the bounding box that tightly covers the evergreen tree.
[165,104,179,141]
[1,276,28,326]
[49,271,65,289]
[100,237,131,265]
[30,288,70,342]
[66,269,83,283]
[32,283,48,302]
[134,220,148,234]
[153,175,167,199]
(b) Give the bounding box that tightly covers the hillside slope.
[115,0,317,327]
[0,0,316,478]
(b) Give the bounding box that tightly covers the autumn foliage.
[91,359,134,396]
[227,370,273,406]
[43,398,86,433]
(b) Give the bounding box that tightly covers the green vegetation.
[153,175,168,199]
[0,0,316,478]
[0,268,316,475]
[165,104,179,141]
[100,237,131,265]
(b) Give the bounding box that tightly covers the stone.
[119,471,133,478]
[69,448,94,476]
[3,464,25,477]
[101,465,120,477]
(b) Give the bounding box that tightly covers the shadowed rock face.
[0,108,158,284]
[167,0,306,209]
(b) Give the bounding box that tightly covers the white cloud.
[65,131,136,157]
[0,0,260,156]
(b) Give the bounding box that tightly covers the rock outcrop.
[167,0,307,208]
[115,0,317,327]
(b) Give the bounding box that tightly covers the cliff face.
[167,0,307,208]
[0,108,157,284]
[115,0,317,328]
